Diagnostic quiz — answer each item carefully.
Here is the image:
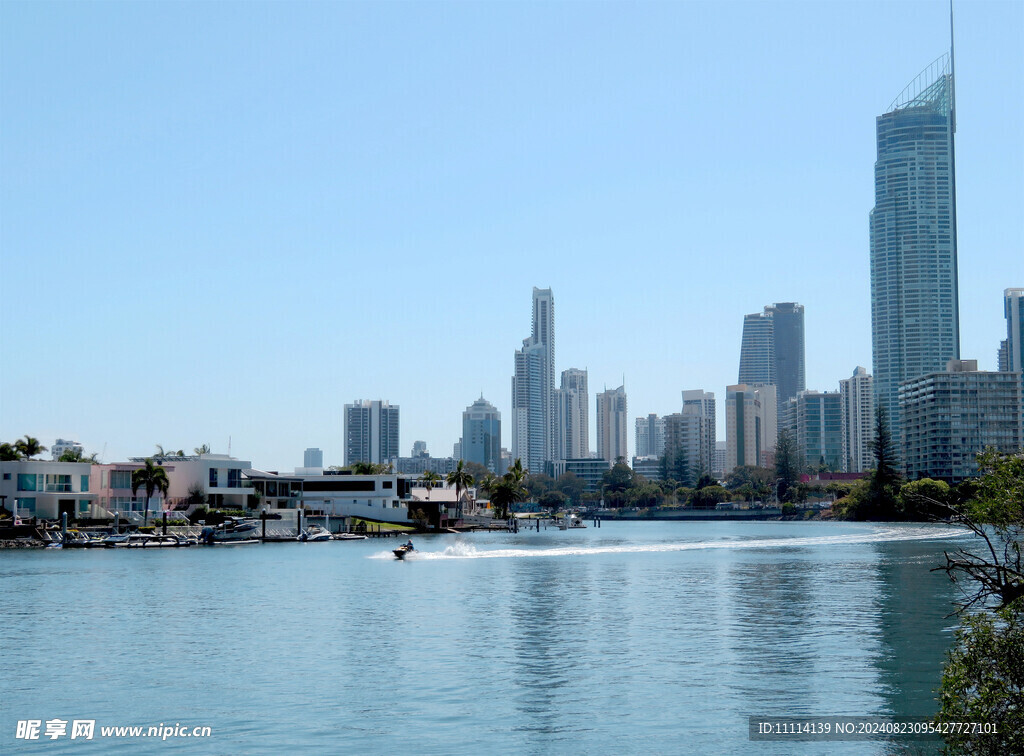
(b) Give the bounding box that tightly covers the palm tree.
[479,473,497,499]
[0,442,23,461]
[194,443,211,455]
[507,457,526,486]
[58,448,99,463]
[131,458,170,527]
[419,470,441,498]
[352,461,388,475]
[446,460,475,518]
[14,436,47,460]
[489,475,527,521]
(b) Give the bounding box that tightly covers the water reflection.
[870,535,962,755]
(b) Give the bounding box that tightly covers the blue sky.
[2,0,1021,470]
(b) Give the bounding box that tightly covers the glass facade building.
[870,54,959,442]
[738,303,805,419]
[461,396,502,473]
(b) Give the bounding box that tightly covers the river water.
[1,521,968,754]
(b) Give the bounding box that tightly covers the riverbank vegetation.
[930,450,1023,755]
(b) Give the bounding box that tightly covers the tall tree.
[194,443,211,455]
[774,429,801,503]
[0,442,23,461]
[446,460,475,517]
[14,436,47,460]
[866,405,901,519]
[131,458,170,527]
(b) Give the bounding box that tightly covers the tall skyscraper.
[461,396,502,473]
[738,303,805,417]
[344,400,400,466]
[557,368,589,460]
[840,367,875,473]
[1001,288,1024,373]
[737,311,774,386]
[596,385,628,462]
[870,48,959,440]
[512,287,555,473]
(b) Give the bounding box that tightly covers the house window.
[227,469,241,488]
[15,498,36,514]
[78,500,90,514]
[45,474,72,493]
[110,470,131,489]
[209,468,219,488]
[81,476,90,492]
[16,474,37,492]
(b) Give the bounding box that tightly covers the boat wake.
[370,526,968,561]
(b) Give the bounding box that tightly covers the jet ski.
[393,542,415,560]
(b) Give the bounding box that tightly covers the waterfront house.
[92,462,166,519]
[255,470,415,526]
[126,453,253,512]
[0,460,99,521]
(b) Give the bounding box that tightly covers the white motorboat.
[298,525,333,542]
[334,533,368,541]
[199,518,261,544]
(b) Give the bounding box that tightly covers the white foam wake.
[370,526,967,561]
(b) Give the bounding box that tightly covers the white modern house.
[1,460,99,520]
[126,453,253,511]
[286,472,413,525]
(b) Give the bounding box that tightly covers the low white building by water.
[1,460,99,520]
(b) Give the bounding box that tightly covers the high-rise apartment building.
[461,395,502,473]
[511,288,555,473]
[596,385,628,462]
[664,409,713,482]
[724,384,776,474]
[840,367,875,473]
[635,414,665,458]
[900,360,1023,483]
[870,52,960,441]
[344,400,400,466]
[790,390,845,472]
[1001,288,1024,373]
[556,368,589,460]
[682,389,717,467]
[737,303,805,416]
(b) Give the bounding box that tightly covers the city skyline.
[1,2,1021,471]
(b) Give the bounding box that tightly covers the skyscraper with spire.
[870,23,959,441]
[512,287,556,474]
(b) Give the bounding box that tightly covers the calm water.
[1,521,968,754]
